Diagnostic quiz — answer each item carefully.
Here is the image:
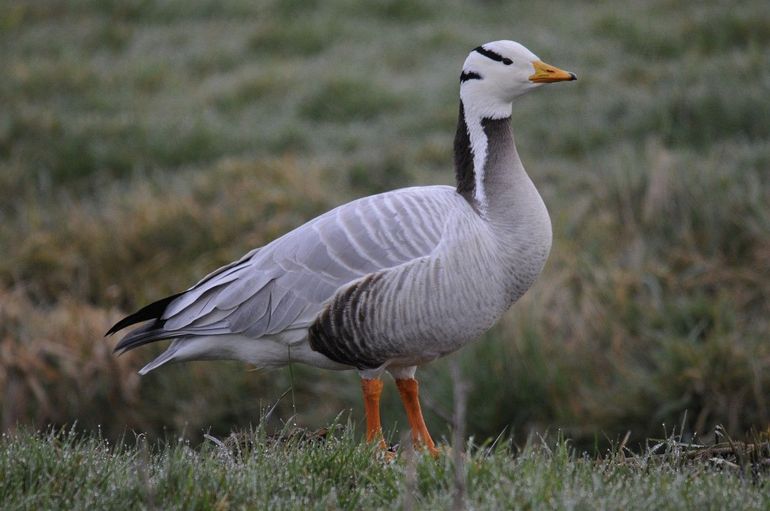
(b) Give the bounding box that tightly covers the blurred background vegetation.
[1,0,768,450]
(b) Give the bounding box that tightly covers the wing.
[113,185,460,351]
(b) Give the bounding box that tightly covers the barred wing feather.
[114,186,456,352]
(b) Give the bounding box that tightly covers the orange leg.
[396,378,439,456]
[361,378,387,449]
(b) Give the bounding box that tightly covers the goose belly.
[390,252,514,365]
[308,233,515,370]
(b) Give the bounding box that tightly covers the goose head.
[460,40,576,117]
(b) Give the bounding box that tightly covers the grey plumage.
[109,40,563,381]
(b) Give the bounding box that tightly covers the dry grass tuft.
[0,287,141,433]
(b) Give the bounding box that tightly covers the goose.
[107,40,576,456]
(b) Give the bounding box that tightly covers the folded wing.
[112,186,456,352]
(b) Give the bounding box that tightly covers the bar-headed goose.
[108,40,576,455]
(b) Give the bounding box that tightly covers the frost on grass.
[1,426,769,510]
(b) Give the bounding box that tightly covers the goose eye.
[502,58,513,65]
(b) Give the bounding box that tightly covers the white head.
[454,41,575,213]
[460,40,576,119]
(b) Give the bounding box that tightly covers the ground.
[3,426,770,510]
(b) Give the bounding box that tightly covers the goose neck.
[453,99,526,220]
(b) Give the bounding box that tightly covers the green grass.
[1,0,770,459]
[2,425,770,510]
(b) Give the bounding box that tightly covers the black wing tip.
[105,315,151,338]
[104,292,184,337]
[105,318,134,337]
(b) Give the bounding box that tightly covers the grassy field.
[3,425,770,510]
[1,0,769,468]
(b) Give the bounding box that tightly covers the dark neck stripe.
[474,45,504,62]
[460,71,482,82]
[455,101,514,209]
[454,101,476,204]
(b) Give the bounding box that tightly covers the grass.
[1,0,769,461]
[2,425,770,510]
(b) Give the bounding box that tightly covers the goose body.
[108,40,575,453]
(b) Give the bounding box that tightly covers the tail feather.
[113,324,170,354]
[138,341,184,375]
[113,323,230,354]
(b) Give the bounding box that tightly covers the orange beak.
[529,60,577,83]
